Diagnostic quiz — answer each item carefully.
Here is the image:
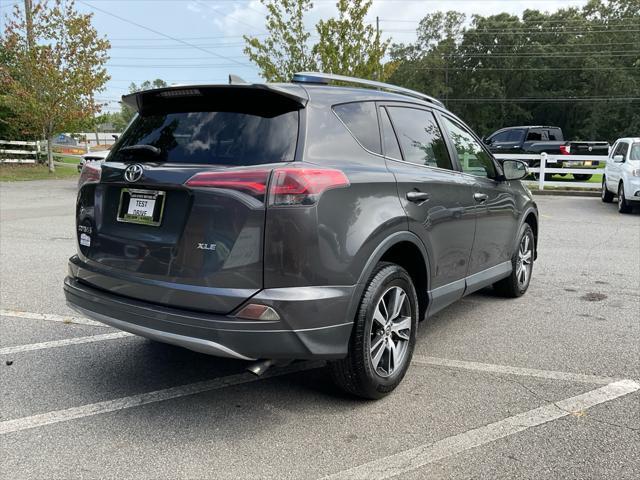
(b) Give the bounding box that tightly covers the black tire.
[618,183,632,213]
[328,262,418,399]
[601,176,614,203]
[573,173,593,181]
[493,224,535,298]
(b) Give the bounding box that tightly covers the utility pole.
[24,0,34,50]
[376,16,381,81]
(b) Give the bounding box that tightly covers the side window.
[630,143,640,161]
[547,128,563,141]
[441,117,497,178]
[507,129,525,142]
[615,142,628,159]
[379,108,402,159]
[490,130,511,143]
[386,107,452,170]
[333,102,381,154]
[526,129,543,141]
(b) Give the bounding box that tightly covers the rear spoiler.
[121,84,309,117]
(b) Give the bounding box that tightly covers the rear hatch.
[74,84,306,314]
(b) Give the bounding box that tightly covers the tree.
[245,0,390,82]
[244,0,316,82]
[0,0,110,171]
[313,0,389,79]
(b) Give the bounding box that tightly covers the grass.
[0,163,79,181]
[54,154,81,165]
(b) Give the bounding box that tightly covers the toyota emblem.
[124,164,144,183]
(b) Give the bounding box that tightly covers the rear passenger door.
[380,105,477,313]
[438,114,519,291]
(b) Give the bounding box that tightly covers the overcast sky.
[1,0,590,112]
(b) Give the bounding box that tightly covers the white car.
[602,137,640,213]
[77,149,110,172]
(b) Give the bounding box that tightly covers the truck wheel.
[601,177,614,203]
[328,262,418,399]
[573,174,592,181]
[618,183,632,213]
[493,224,535,298]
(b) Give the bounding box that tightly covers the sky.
[1,0,590,113]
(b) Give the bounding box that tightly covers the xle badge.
[197,243,216,251]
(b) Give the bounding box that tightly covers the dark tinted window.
[333,102,381,154]
[387,107,452,170]
[491,129,525,143]
[547,128,563,141]
[526,129,548,141]
[111,110,298,165]
[380,108,402,159]
[442,116,496,178]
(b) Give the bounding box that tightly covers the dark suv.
[64,72,538,399]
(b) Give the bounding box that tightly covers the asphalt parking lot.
[1,179,639,479]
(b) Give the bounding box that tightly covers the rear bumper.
[64,276,354,360]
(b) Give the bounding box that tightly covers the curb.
[532,190,600,197]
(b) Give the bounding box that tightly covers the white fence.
[494,152,608,190]
[0,140,46,164]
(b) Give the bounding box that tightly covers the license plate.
[117,188,166,226]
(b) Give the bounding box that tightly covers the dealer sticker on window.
[80,233,91,247]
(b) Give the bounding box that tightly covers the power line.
[77,0,251,67]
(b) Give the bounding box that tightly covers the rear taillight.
[559,145,571,155]
[185,170,271,200]
[78,163,101,189]
[185,167,349,206]
[269,168,349,206]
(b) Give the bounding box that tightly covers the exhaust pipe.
[246,359,275,376]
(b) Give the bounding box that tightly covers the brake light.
[269,168,350,206]
[185,167,350,206]
[559,145,571,155]
[78,163,101,189]
[185,170,271,200]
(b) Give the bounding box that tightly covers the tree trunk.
[47,135,54,173]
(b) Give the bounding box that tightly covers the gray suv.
[64,72,538,399]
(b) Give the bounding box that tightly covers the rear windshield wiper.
[119,144,161,156]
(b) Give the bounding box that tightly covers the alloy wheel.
[516,234,533,289]
[369,286,412,378]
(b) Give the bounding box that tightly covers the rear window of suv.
[111,110,298,166]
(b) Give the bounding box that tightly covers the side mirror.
[613,154,624,163]
[482,136,491,145]
[502,159,528,181]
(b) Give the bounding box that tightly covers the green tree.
[243,0,316,82]
[313,0,389,79]
[245,0,390,81]
[119,78,168,127]
[1,0,110,171]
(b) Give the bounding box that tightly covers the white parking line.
[323,379,640,480]
[0,309,106,327]
[412,355,619,385]
[0,332,133,355]
[0,361,322,435]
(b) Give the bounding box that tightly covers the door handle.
[473,193,488,203]
[406,191,431,203]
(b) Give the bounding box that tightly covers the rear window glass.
[333,102,381,154]
[111,111,298,166]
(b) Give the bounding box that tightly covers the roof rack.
[292,71,445,108]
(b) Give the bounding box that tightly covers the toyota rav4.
[64,72,538,399]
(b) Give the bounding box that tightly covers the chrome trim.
[67,303,256,361]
